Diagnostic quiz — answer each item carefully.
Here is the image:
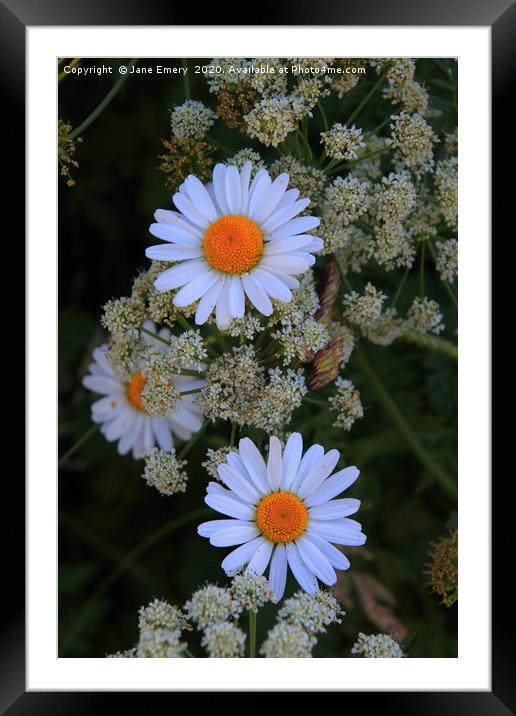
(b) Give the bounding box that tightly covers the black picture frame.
[5,0,510,708]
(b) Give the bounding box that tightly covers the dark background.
[58,57,458,658]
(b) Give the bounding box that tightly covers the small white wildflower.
[107,648,136,658]
[343,283,387,328]
[230,574,274,613]
[387,112,439,177]
[136,599,189,658]
[272,317,330,364]
[141,447,188,496]
[324,175,370,225]
[170,100,216,139]
[435,239,458,283]
[184,585,239,630]
[260,623,316,658]
[351,136,386,182]
[201,621,246,658]
[105,336,142,382]
[168,329,207,372]
[404,202,441,242]
[384,79,429,114]
[278,591,345,636]
[351,632,405,658]
[370,58,415,85]
[373,222,417,270]
[320,123,365,161]
[250,368,307,434]
[329,378,364,430]
[372,171,416,224]
[334,227,373,273]
[202,447,236,480]
[101,296,145,340]
[444,129,458,155]
[405,297,444,335]
[434,157,458,230]
[140,349,181,416]
[225,314,264,340]
[244,95,298,147]
[226,148,265,176]
[364,308,404,346]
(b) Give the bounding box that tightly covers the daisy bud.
[315,260,341,325]
[307,336,345,391]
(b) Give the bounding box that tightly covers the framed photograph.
[6,0,507,706]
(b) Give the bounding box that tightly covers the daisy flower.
[145,162,323,329]
[82,321,204,458]
[197,433,366,602]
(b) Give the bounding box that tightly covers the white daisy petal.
[238,437,270,493]
[184,175,218,222]
[154,260,207,292]
[195,279,223,325]
[210,523,260,547]
[225,165,242,214]
[250,268,292,302]
[239,162,252,213]
[281,432,303,490]
[308,498,361,520]
[215,277,232,328]
[221,536,267,575]
[290,444,325,492]
[261,268,300,290]
[150,217,203,241]
[261,198,311,232]
[82,375,121,395]
[205,492,255,521]
[297,449,340,499]
[91,395,123,420]
[212,163,230,215]
[308,520,367,546]
[268,544,288,603]
[151,416,173,452]
[172,192,210,229]
[198,519,243,538]
[247,172,272,219]
[285,542,319,595]
[260,254,313,275]
[266,436,283,491]
[253,173,289,224]
[217,463,260,504]
[296,535,337,586]
[264,235,320,255]
[304,466,360,507]
[229,275,245,318]
[241,273,273,316]
[301,533,351,571]
[173,271,219,308]
[245,540,274,576]
[145,244,202,261]
[269,215,320,241]
[275,187,299,210]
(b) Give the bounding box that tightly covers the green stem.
[176,314,194,333]
[401,329,458,360]
[428,242,458,309]
[317,99,329,132]
[355,347,457,497]
[248,610,257,658]
[420,241,426,297]
[368,115,391,136]
[140,326,170,346]
[296,127,313,163]
[229,421,237,449]
[304,396,329,407]
[182,648,195,658]
[177,420,209,460]
[69,59,138,139]
[182,59,191,99]
[345,73,387,128]
[179,388,202,397]
[58,424,98,468]
[391,267,410,308]
[61,507,211,655]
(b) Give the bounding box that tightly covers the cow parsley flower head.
[230,573,274,613]
[320,123,365,161]
[260,622,316,657]
[183,585,239,630]
[435,239,458,283]
[277,590,345,635]
[329,378,364,430]
[170,100,216,139]
[201,621,246,657]
[387,112,439,177]
[351,632,405,658]
[198,433,366,602]
[141,447,188,496]
[146,163,322,329]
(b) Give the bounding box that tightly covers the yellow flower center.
[203,215,264,274]
[255,491,308,543]
[127,371,146,412]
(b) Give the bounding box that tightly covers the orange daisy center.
[127,371,146,412]
[203,215,264,274]
[255,491,308,543]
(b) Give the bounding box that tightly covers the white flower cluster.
[434,157,458,230]
[140,349,181,416]
[230,574,274,613]
[168,330,207,372]
[141,447,188,496]
[226,148,265,176]
[435,239,458,283]
[371,171,416,224]
[202,446,236,480]
[243,95,301,147]
[184,584,239,630]
[406,297,444,335]
[373,222,416,270]
[170,100,216,139]
[387,112,439,177]
[328,377,364,430]
[351,632,405,658]
[320,123,365,161]
[269,155,327,209]
[136,599,190,658]
[343,283,388,328]
[201,621,246,658]
[101,297,146,340]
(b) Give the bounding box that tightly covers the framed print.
[4,0,509,707]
